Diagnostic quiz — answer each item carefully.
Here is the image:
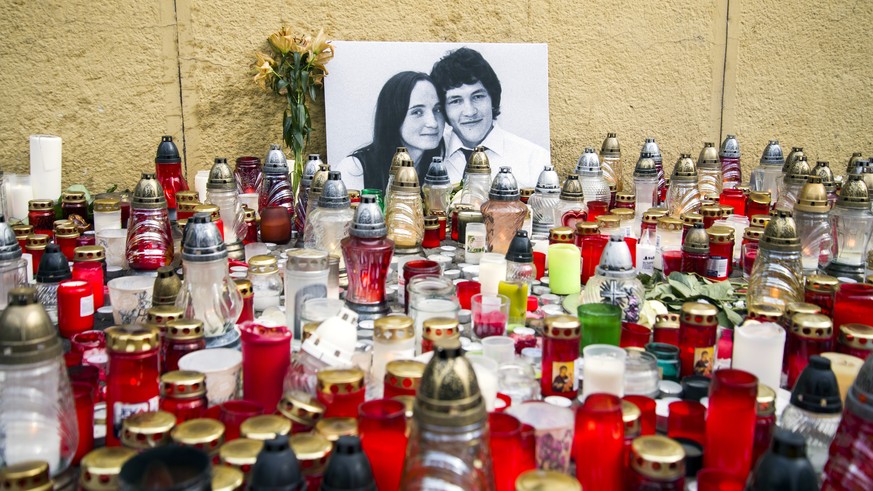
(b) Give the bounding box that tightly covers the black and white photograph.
[324,41,551,191]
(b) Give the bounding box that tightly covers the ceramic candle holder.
[107,276,154,324]
[178,348,243,406]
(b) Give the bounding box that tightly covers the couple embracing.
[336,47,549,191]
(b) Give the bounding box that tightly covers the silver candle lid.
[595,234,637,278]
[535,165,560,193]
[318,171,351,209]
[489,167,521,201]
[697,142,719,169]
[0,215,22,262]
[640,138,661,160]
[132,173,168,209]
[264,144,289,174]
[719,134,740,159]
[301,155,323,188]
[181,212,227,262]
[760,140,785,166]
[634,154,658,178]
[424,157,450,186]
[575,147,602,174]
[207,157,236,191]
[350,195,387,238]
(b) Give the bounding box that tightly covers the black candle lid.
[320,436,376,491]
[505,230,533,263]
[249,435,305,491]
[790,356,842,414]
[681,375,711,402]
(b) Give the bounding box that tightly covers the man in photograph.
[430,47,549,188]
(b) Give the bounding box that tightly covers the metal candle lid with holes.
[350,195,387,238]
[559,175,585,202]
[671,154,698,181]
[719,135,740,159]
[0,287,62,364]
[595,234,637,278]
[760,140,785,166]
[424,157,450,186]
[181,213,227,262]
[837,174,870,209]
[263,144,288,174]
[760,209,801,252]
[414,338,486,427]
[795,176,829,213]
[535,165,561,193]
[575,148,602,174]
[318,171,351,209]
[464,146,491,175]
[601,132,620,156]
[488,167,520,200]
[132,173,167,209]
[207,158,236,191]
[697,142,719,169]
[0,215,22,261]
[634,155,657,177]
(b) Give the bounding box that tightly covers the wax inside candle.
[732,322,785,390]
[821,352,863,403]
[582,350,626,400]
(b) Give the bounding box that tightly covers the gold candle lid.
[790,313,833,339]
[146,305,185,332]
[706,225,734,243]
[699,205,721,218]
[743,226,765,242]
[234,278,253,298]
[515,470,581,491]
[596,214,621,229]
[194,203,221,221]
[415,338,486,427]
[316,367,365,395]
[544,315,581,338]
[549,226,575,242]
[630,435,686,481]
[654,313,680,329]
[28,199,54,211]
[240,415,292,441]
[93,199,121,213]
[0,461,53,491]
[424,215,439,229]
[785,302,821,318]
[219,438,264,467]
[616,192,635,204]
[73,245,105,262]
[347,189,361,200]
[392,395,416,419]
[248,255,278,274]
[681,302,719,326]
[750,214,771,228]
[757,384,777,417]
[176,190,200,204]
[559,175,585,202]
[760,209,800,252]
[165,318,205,341]
[79,447,137,491]
[105,324,160,353]
[242,206,256,222]
[610,208,634,221]
[385,359,426,391]
[642,208,668,224]
[278,390,326,427]
[681,212,704,227]
[719,205,735,216]
[520,188,535,199]
[315,417,359,442]
[422,317,460,342]
[622,400,642,438]
[178,202,199,213]
[575,221,600,236]
[25,234,48,249]
[656,216,683,232]
[838,174,871,208]
[211,466,244,491]
[121,410,177,449]
[391,161,420,191]
[289,433,332,463]
[838,324,873,351]
[465,146,491,175]
[171,418,226,453]
[795,176,830,213]
[160,370,206,399]
[747,303,783,323]
[749,191,771,205]
[805,274,839,293]
[374,316,415,343]
[54,220,78,235]
[12,224,33,238]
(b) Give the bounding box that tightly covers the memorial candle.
[732,321,785,390]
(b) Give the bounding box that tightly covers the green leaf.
[723,306,744,326]
[699,280,735,301]
[309,84,317,101]
[297,102,307,129]
[667,277,694,298]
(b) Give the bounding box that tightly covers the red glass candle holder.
[833,284,873,334]
[68,364,102,402]
[69,330,105,365]
[680,250,709,276]
[586,201,609,222]
[358,399,408,491]
[541,317,581,400]
[77,232,96,247]
[422,219,440,249]
[28,206,55,238]
[71,382,95,465]
[709,239,734,277]
[623,395,656,435]
[752,386,777,467]
[488,412,524,491]
[105,326,161,447]
[580,234,608,284]
[401,260,441,313]
[704,369,758,478]
[317,368,366,419]
[678,303,719,378]
[56,233,79,261]
[532,251,546,281]
[837,324,873,361]
[667,400,705,444]
[624,237,638,267]
[72,261,105,310]
[785,321,833,389]
[437,215,447,240]
[219,399,264,441]
[662,248,683,276]
[573,394,624,491]
[240,323,292,411]
[234,156,263,194]
[805,287,836,318]
[57,280,95,339]
[719,188,746,216]
[161,321,207,374]
[455,281,481,310]
[620,322,652,349]
[696,468,746,491]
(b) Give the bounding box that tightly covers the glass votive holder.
[622,395,657,436]
[695,468,746,491]
[488,412,526,490]
[299,298,346,327]
[358,399,407,491]
[581,344,627,400]
[667,400,706,445]
[482,336,516,365]
[107,275,154,325]
[506,401,575,473]
[456,280,481,310]
[96,228,129,269]
[578,303,622,349]
[623,349,660,398]
[178,348,243,406]
[471,293,510,339]
[72,261,105,310]
[620,322,652,349]
[497,361,540,405]
[645,342,681,382]
[316,368,366,419]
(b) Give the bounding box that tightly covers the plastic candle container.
[358,399,408,491]
[400,259,441,313]
[370,316,415,399]
[678,302,719,378]
[832,283,873,333]
[582,344,627,400]
[240,323,292,411]
[731,321,785,390]
[785,313,833,389]
[57,280,95,338]
[479,253,508,296]
[540,315,581,400]
[159,370,208,423]
[667,400,706,444]
[547,244,581,295]
[316,368,365,419]
[578,303,622,349]
[104,324,161,447]
[704,369,758,478]
[836,324,873,361]
[284,249,329,342]
[572,394,624,490]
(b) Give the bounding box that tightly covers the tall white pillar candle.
[478,253,507,295]
[29,135,62,201]
[732,321,786,390]
[821,352,863,403]
[5,174,33,223]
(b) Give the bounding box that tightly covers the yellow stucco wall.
[0,0,870,193]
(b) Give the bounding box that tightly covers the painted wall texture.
[0,0,871,193]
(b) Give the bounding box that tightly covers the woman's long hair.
[352,71,444,190]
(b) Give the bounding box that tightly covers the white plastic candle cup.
[194,170,210,203]
[300,298,346,326]
[467,354,499,412]
[506,401,575,472]
[178,348,243,406]
[107,276,154,324]
[581,344,627,400]
[478,253,507,295]
[481,336,516,365]
[239,193,260,214]
[731,321,786,390]
[97,228,129,269]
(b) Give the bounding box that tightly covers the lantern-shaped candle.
[825,174,873,281]
[750,140,785,204]
[258,144,293,216]
[304,171,354,259]
[640,138,665,203]
[666,154,702,219]
[528,165,561,235]
[680,223,710,276]
[153,136,188,217]
[452,146,492,210]
[580,235,645,323]
[206,157,247,260]
[634,154,660,219]
[340,195,394,318]
[600,132,622,192]
[719,134,741,188]
[0,217,28,311]
[748,209,804,312]
[794,176,834,274]
[386,161,424,253]
[552,174,587,228]
[422,157,453,217]
[126,173,174,270]
[811,160,839,207]
[697,142,722,198]
[294,154,322,235]
[575,147,612,206]
[482,167,527,255]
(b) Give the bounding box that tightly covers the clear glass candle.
[529,165,561,235]
[552,175,588,228]
[385,161,424,252]
[828,175,873,275]
[634,154,659,219]
[666,154,702,219]
[575,148,612,206]
[246,255,282,313]
[719,134,742,188]
[284,249,329,342]
[421,157,453,217]
[259,144,294,216]
[748,210,804,312]
[600,132,622,191]
[794,177,834,274]
[206,158,248,255]
[305,171,354,258]
[750,140,785,204]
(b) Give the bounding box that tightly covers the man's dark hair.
[430,47,502,118]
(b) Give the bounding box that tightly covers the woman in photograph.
[335,71,445,190]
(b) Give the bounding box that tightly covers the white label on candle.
[112,396,159,439]
[466,233,486,254]
[706,257,728,278]
[637,244,656,276]
[80,295,95,316]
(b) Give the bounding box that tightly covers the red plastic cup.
[620,322,652,349]
[358,399,407,491]
[532,252,546,281]
[72,381,95,465]
[667,400,706,444]
[72,261,105,309]
[219,399,264,441]
[587,201,609,222]
[573,393,624,490]
[488,412,525,491]
[696,468,746,491]
[57,280,95,338]
[456,281,481,310]
[622,395,656,435]
[704,369,758,478]
[239,322,292,411]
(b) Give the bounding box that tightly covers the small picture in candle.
[551,362,575,393]
[693,347,714,377]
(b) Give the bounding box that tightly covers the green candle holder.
[578,303,622,349]
[547,243,582,295]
